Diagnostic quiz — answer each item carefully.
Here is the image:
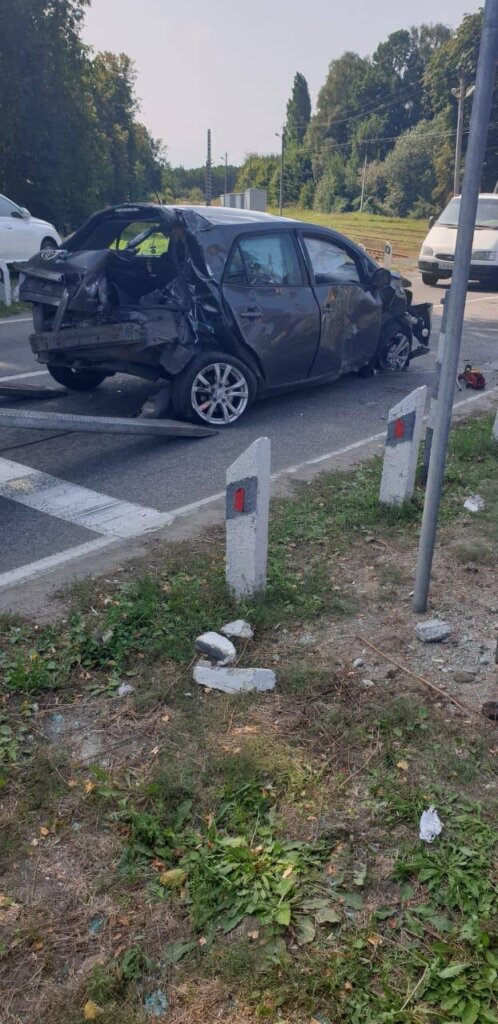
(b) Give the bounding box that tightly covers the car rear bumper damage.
[29,310,197,379]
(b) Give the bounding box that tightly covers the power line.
[315,119,498,155]
[287,80,427,131]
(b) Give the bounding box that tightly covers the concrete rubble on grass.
[193,660,276,694]
[415,619,452,643]
[221,619,254,640]
[194,631,236,665]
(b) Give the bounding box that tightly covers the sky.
[82,0,481,168]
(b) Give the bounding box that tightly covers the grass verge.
[273,207,427,258]
[0,413,497,1023]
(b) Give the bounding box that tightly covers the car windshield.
[437,196,498,228]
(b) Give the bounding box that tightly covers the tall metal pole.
[453,72,466,195]
[413,0,498,614]
[206,129,212,207]
[224,152,228,196]
[421,293,449,484]
[360,147,368,213]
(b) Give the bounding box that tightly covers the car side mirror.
[370,267,391,290]
[428,215,435,229]
[16,207,31,220]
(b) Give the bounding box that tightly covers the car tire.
[47,365,108,390]
[377,330,412,372]
[40,237,58,251]
[172,352,256,426]
[421,272,439,286]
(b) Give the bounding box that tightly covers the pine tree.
[285,72,312,146]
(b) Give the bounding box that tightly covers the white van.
[418,192,498,286]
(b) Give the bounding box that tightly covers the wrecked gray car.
[18,204,432,426]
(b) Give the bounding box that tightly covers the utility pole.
[206,129,212,207]
[413,0,498,614]
[223,152,228,196]
[276,129,286,216]
[360,147,368,213]
[453,72,466,195]
[452,73,475,195]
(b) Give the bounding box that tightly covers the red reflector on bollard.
[233,487,245,513]
[394,418,405,440]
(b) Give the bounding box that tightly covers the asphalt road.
[0,275,497,585]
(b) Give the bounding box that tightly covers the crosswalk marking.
[0,456,172,539]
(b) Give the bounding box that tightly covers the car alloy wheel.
[190,362,250,424]
[381,332,411,371]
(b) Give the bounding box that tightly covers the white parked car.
[0,194,61,262]
[419,192,498,286]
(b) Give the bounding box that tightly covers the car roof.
[165,204,293,225]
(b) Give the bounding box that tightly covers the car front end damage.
[17,205,224,387]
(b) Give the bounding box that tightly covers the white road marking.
[0,457,174,539]
[0,537,114,590]
[433,294,498,311]
[0,369,49,382]
[0,317,32,325]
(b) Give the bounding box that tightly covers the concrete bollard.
[226,437,271,599]
[493,409,498,441]
[380,386,427,505]
[383,242,393,269]
[0,262,12,307]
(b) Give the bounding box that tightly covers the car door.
[300,234,383,378]
[0,195,24,260]
[222,230,320,386]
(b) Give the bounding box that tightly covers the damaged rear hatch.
[18,203,212,381]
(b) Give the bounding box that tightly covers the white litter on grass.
[464,494,486,513]
[117,682,135,698]
[221,620,254,640]
[419,806,443,843]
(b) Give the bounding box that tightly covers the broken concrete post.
[0,261,12,307]
[194,661,276,694]
[226,437,271,599]
[493,409,498,442]
[195,631,236,665]
[379,386,427,505]
[221,620,254,640]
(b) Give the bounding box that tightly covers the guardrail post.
[226,437,271,599]
[493,409,498,441]
[383,242,393,269]
[380,386,427,505]
[0,261,12,307]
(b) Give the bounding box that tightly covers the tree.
[0,0,165,230]
[307,51,369,164]
[285,72,312,146]
[425,10,498,193]
[382,113,449,216]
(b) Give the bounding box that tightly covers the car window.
[112,221,170,256]
[226,232,302,287]
[0,196,18,218]
[303,236,360,285]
